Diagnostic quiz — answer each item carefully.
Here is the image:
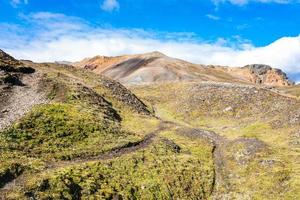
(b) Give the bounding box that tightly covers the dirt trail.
[0,122,169,198]
[152,105,231,199]
[0,72,48,131]
[48,129,163,169]
[155,114,268,199]
[174,126,230,199]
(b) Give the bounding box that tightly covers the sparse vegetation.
[280,85,300,98]
[6,133,215,200]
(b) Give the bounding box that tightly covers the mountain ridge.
[74,51,294,86]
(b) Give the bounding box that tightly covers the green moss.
[121,113,160,136]
[1,103,140,161]
[12,137,214,200]
[241,122,271,138]
[222,141,292,199]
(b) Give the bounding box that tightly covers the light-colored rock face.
[225,64,294,87]
[74,52,294,86]
[243,64,293,86]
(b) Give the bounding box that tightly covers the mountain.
[1,49,299,199]
[74,51,293,86]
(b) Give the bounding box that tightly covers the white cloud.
[10,0,28,7]
[212,0,298,6]
[11,0,20,6]
[206,14,220,20]
[101,0,120,12]
[1,12,300,81]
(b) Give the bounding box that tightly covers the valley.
[0,49,299,199]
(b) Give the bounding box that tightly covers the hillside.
[74,52,293,86]
[131,81,300,199]
[0,49,299,199]
[279,84,300,98]
[0,50,216,199]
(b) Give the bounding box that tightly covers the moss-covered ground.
[131,81,300,199]
[1,61,300,199]
[0,63,218,199]
[7,133,215,200]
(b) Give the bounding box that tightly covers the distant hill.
[74,51,294,86]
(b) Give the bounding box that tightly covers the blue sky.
[0,0,300,81]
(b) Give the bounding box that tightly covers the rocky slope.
[74,52,293,86]
[0,49,21,68]
[226,64,294,86]
[0,50,45,130]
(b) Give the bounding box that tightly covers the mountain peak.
[143,51,166,57]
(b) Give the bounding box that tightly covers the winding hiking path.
[0,121,170,198]
[174,126,230,199]
[1,103,264,199]
[153,105,231,199]
[154,115,267,199]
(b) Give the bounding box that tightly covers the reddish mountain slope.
[74,52,293,86]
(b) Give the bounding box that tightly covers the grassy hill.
[0,52,215,199]
[1,49,299,199]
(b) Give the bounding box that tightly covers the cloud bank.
[1,12,300,80]
[212,0,299,6]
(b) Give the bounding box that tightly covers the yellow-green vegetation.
[159,129,214,164]
[2,60,227,200]
[8,134,215,200]
[0,61,162,198]
[121,113,160,135]
[1,58,300,199]
[131,81,300,199]
[221,139,292,200]
[1,103,140,161]
[280,85,300,98]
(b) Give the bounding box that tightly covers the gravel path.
[0,72,48,131]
